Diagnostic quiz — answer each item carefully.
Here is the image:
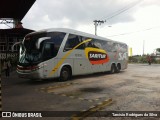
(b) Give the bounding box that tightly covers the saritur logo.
[89,52,106,60]
[85,48,109,65]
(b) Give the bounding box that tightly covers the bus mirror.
[36,37,51,49]
[12,42,22,52]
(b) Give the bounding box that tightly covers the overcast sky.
[3,0,160,55]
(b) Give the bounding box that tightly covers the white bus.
[13,28,128,81]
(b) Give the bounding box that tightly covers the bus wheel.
[116,64,121,73]
[110,64,115,74]
[59,67,71,81]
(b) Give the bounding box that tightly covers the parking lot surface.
[1,64,160,120]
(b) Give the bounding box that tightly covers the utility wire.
[93,0,144,35]
[106,26,160,37]
[104,0,144,21]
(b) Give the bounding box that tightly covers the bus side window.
[64,34,84,51]
[86,39,101,49]
[78,36,85,49]
[112,43,118,52]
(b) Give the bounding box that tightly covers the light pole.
[143,40,145,56]
[93,20,106,36]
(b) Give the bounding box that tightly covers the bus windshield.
[19,32,66,66]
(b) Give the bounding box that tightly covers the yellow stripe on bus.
[49,39,92,76]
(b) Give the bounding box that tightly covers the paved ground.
[1,64,160,120]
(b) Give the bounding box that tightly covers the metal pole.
[93,20,106,36]
[95,21,97,36]
[143,40,145,55]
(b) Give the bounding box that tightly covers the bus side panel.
[74,58,92,75]
[64,49,92,76]
[116,47,128,70]
[42,58,56,79]
[120,52,128,70]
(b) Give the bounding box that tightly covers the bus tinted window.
[43,42,55,60]
[64,34,84,51]
[86,39,105,49]
[47,32,66,50]
[102,41,114,52]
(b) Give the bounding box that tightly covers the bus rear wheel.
[116,64,121,73]
[110,64,116,74]
[59,67,71,81]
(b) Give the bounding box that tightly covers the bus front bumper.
[17,70,42,80]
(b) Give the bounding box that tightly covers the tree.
[156,48,160,55]
[156,48,160,52]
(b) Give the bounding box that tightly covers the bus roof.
[29,28,127,45]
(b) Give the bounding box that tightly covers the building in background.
[0,0,36,73]
[0,28,34,59]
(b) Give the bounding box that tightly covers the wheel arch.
[110,62,116,67]
[58,63,72,77]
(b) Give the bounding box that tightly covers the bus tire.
[116,64,121,73]
[59,67,71,81]
[110,64,115,74]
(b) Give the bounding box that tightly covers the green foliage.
[156,48,160,52]
[129,55,160,64]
